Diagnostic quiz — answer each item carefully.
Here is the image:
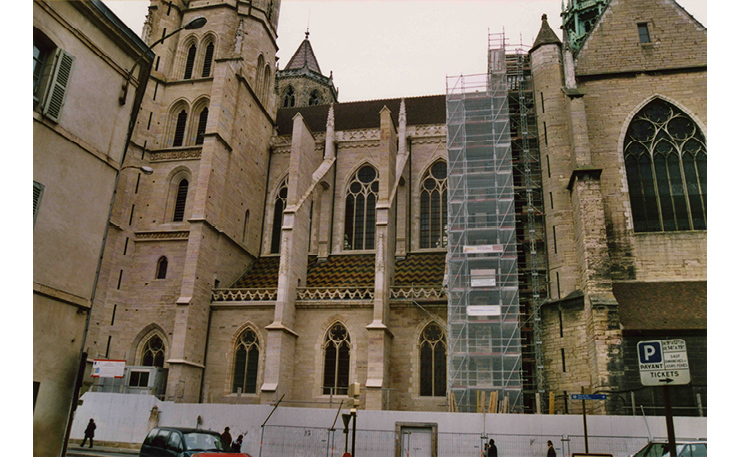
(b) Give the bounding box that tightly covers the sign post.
[637,340,691,457]
[570,391,607,453]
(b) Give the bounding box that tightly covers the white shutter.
[42,49,75,122]
[33,181,45,226]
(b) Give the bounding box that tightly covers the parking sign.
[636,340,690,386]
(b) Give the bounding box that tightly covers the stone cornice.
[135,230,190,242]
[150,147,202,162]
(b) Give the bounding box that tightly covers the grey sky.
[103,0,707,102]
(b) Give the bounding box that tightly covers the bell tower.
[88,0,282,403]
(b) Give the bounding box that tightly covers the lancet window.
[323,323,350,395]
[344,165,378,250]
[420,161,448,248]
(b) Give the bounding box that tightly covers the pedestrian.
[80,418,96,448]
[547,440,556,457]
[231,434,243,453]
[220,426,232,448]
[488,439,497,457]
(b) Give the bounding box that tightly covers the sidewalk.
[65,445,139,457]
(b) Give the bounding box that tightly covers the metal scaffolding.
[445,34,523,413]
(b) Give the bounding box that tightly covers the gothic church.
[86,0,706,415]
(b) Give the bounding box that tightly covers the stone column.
[262,113,318,401]
[366,106,397,410]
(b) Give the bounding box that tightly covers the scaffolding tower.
[445,33,547,413]
[445,34,523,413]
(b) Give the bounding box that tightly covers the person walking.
[487,439,497,457]
[80,418,96,448]
[220,427,232,448]
[231,434,243,453]
[547,440,556,457]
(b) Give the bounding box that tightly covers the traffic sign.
[570,394,607,400]
[637,339,690,386]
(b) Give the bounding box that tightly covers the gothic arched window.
[173,178,189,222]
[195,107,208,145]
[419,322,446,397]
[308,90,322,106]
[201,42,214,77]
[323,323,350,395]
[184,44,196,80]
[420,161,448,248]
[271,177,288,254]
[141,335,165,367]
[623,99,707,232]
[344,165,378,250]
[155,256,168,279]
[232,328,260,394]
[173,109,188,147]
[283,86,295,108]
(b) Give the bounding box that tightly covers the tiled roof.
[613,281,707,330]
[275,94,446,135]
[284,38,322,74]
[229,253,447,289]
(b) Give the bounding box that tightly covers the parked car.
[630,439,706,457]
[140,427,252,457]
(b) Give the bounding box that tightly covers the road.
[65,446,138,457]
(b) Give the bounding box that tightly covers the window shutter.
[42,49,75,123]
[201,43,214,77]
[33,181,45,226]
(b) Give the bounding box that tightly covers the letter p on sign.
[638,341,662,364]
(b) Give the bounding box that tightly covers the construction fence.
[258,424,662,457]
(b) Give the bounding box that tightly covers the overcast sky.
[103,0,707,102]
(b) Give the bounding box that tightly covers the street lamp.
[119,16,207,105]
[121,165,154,175]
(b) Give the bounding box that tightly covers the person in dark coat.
[220,427,232,448]
[487,439,497,457]
[547,440,556,457]
[231,434,243,453]
[80,419,96,448]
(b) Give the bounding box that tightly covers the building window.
[173,109,188,146]
[184,44,196,79]
[624,99,706,232]
[129,370,150,387]
[420,161,448,249]
[173,179,189,222]
[308,90,322,106]
[232,329,260,394]
[156,256,168,279]
[262,66,272,101]
[201,42,214,77]
[323,323,350,395]
[637,23,651,44]
[141,335,165,367]
[34,28,74,122]
[271,177,288,254]
[420,323,446,397]
[283,86,296,108]
[195,107,208,145]
[33,181,44,227]
[344,165,378,250]
[256,55,265,89]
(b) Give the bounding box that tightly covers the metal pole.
[258,394,285,457]
[664,386,677,457]
[696,392,704,417]
[351,411,357,457]
[581,387,589,453]
[631,391,636,416]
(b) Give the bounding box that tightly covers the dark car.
[140,427,251,457]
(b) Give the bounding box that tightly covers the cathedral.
[85,0,706,415]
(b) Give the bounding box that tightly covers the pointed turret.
[531,14,562,53]
[561,0,608,52]
[276,30,338,107]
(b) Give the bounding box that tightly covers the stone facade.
[33,1,153,455]
[86,0,706,417]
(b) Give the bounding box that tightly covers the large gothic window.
[344,165,378,250]
[623,99,706,232]
[271,177,288,254]
[283,86,296,108]
[323,323,350,395]
[419,322,446,397]
[420,161,448,248]
[232,329,260,394]
[173,109,188,147]
[141,335,165,367]
[308,90,322,106]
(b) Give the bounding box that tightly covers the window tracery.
[344,165,378,250]
[232,328,260,394]
[419,322,446,397]
[420,161,448,249]
[323,323,350,395]
[623,99,706,232]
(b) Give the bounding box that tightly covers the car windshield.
[182,432,226,451]
[634,442,669,457]
[662,443,707,457]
